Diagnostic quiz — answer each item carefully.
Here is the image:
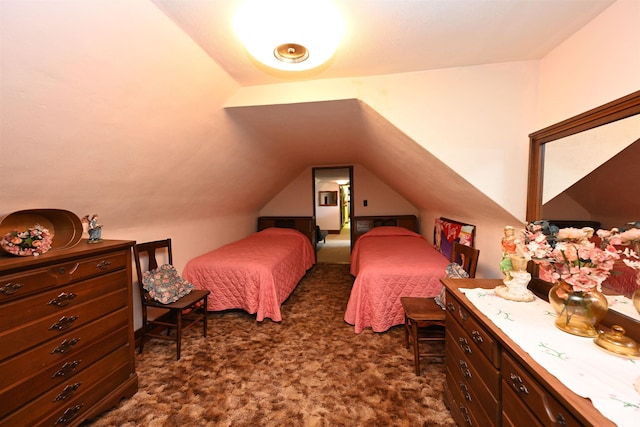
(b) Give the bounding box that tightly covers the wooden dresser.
[442,278,616,427]
[0,240,138,426]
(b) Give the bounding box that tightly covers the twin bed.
[345,216,476,333]
[181,214,476,333]
[183,217,315,322]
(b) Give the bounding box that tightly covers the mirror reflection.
[542,114,640,228]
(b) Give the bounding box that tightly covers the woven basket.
[0,209,83,252]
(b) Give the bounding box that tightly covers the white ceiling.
[152,0,615,87]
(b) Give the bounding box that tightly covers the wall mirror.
[318,191,338,206]
[527,90,640,224]
[526,90,640,340]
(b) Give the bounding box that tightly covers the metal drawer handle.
[446,302,456,312]
[471,330,484,343]
[49,292,78,307]
[49,315,79,331]
[51,338,80,354]
[458,360,472,379]
[542,395,568,426]
[459,382,472,401]
[510,373,529,394]
[97,260,112,270]
[458,337,472,354]
[0,282,23,295]
[54,383,82,401]
[55,404,84,425]
[53,263,79,276]
[53,360,82,378]
[458,404,473,425]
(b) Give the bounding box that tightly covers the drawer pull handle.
[53,360,82,378]
[458,404,473,425]
[471,330,483,343]
[458,337,472,354]
[51,338,80,354]
[97,260,112,270]
[459,382,472,401]
[49,292,78,307]
[0,282,23,295]
[446,303,455,312]
[49,315,79,331]
[510,373,529,394]
[542,395,568,426]
[54,382,82,401]
[52,263,79,277]
[458,360,472,379]
[55,404,84,425]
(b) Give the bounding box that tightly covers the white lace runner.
[460,288,640,426]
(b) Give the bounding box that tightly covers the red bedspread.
[183,228,315,322]
[345,226,450,333]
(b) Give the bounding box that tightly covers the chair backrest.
[134,239,173,303]
[451,242,480,278]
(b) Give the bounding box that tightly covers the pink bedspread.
[345,226,450,333]
[183,228,315,322]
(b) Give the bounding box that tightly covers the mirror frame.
[525,90,640,341]
[526,90,640,222]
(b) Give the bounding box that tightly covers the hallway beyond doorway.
[316,222,350,264]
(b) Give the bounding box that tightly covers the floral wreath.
[0,224,53,256]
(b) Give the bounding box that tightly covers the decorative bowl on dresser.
[0,239,138,426]
[441,278,627,427]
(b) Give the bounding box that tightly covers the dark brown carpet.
[86,264,455,426]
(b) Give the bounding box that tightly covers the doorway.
[313,166,353,264]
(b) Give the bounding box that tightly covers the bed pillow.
[142,264,194,304]
[435,262,470,310]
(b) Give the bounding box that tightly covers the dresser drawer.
[1,344,133,427]
[445,357,497,426]
[502,352,581,427]
[0,288,128,360]
[444,378,486,427]
[0,250,128,303]
[446,337,499,413]
[0,307,129,390]
[502,377,543,427]
[446,314,500,396]
[0,270,126,333]
[0,326,129,417]
[446,290,500,367]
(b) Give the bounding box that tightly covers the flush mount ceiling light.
[234,0,344,72]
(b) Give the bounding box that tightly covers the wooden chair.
[134,239,210,360]
[400,242,480,375]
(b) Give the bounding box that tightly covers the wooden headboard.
[257,216,316,247]
[351,215,418,245]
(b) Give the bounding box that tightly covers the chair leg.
[404,314,409,348]
[176,310,182,360]
[202,297,208,338]
[410,320,420,375]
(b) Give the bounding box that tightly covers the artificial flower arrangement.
[518,221,640,336]
[522,222,619,292]
[0,224,53,256]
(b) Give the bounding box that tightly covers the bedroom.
[1,0,639,425]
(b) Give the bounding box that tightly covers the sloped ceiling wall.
[1,0,637,275]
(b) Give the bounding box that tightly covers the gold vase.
[548,282,608,337]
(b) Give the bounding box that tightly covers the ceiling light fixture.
[234,0,344,72]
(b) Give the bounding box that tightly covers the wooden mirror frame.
[525,90,640,341]
[526,90,640,222]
